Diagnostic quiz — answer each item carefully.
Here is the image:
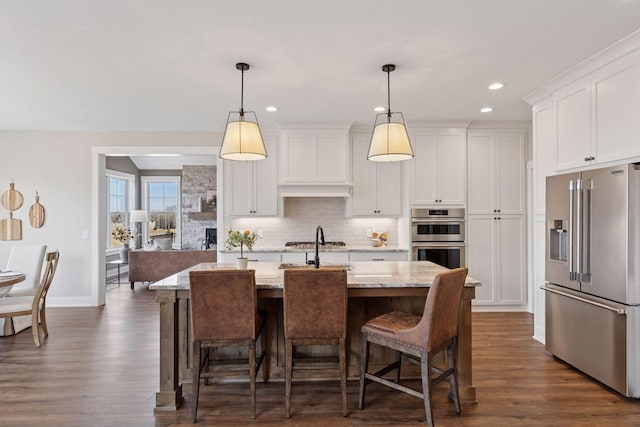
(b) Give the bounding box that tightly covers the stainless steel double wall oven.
[411,208,465,269]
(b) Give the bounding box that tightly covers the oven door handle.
[412,219,465,223]
[412,242,466,248]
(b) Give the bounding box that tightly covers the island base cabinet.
[156,287,476,409]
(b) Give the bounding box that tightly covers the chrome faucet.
[314,225,325,269]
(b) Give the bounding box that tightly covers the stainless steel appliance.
[543,163,640,398]
[411,208,465,242]
[411,208,466,268]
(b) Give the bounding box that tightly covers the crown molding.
[524,29,640,106]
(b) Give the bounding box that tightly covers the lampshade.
[220,113,267,161]
[367,64,414,162]
[130,210,148,222]
[368,115,413,162]
[219,62,268,161]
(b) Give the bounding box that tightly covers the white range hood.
[278,183,352,198]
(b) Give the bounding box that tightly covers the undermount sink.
[278,263,353,270]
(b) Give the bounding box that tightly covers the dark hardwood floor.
[1,282,639,426]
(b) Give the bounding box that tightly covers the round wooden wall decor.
[1,182,24,211]
[29,192,45,228]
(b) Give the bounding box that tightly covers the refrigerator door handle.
[576,178,583,282]
[541,285,626,314]
[582,179,592,281]
[568,180,576,281]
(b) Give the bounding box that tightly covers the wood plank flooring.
[0,282,639,426]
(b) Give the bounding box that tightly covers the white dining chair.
[0,244,47,336]
[0,251,59,347]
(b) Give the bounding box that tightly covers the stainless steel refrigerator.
[544,163,640,398]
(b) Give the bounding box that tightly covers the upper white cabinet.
[408,129,466,207]
[349,134,401,216]
[553,50,640,171]
[224,135,279,216]
[554,80,592,170]
[280,129,350,184]
[467,130,526,215]
[592,55,640,164]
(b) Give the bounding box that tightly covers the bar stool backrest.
[189,269,258,341]
[396,267,468,351]
[283,268,347,340]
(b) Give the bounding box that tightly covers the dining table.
[0,271,26,297]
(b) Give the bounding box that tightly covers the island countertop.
[149,261,480,291]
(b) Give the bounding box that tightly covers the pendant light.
[367,64,414,162]
[219,62,268,161]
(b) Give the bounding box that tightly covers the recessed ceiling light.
[265,106,278,112]
[480,107,494,113]
[488,82,504,90]
[374,106,386,112]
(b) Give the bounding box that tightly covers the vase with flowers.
[112,226,133,262]
[225,229,260,269]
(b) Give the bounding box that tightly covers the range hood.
[278,183,352,198]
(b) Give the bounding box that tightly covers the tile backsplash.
[228,198,400,247]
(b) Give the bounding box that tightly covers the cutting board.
[0,214,22,240]
[29,193,45,228]
[1,182,23,211]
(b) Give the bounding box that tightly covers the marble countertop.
[218,245,408,253]
[149,261,480,291]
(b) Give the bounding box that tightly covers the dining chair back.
[358,267,468,427]
[5,244,47,297]
[188,269,267,422]
[283,268,348,418]
[0,251,59,347]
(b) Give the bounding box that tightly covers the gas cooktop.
[285,241,346,249]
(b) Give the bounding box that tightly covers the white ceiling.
[1,0,640,132]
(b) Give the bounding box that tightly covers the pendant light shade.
[367,64,414,162]
[220,63,268,161]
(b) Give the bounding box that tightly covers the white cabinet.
[467,129,526,308]
[408,129,466,207]
[592,55,640,164]
[349,134,401,216]
[553,79,592,170]
[224,135,278,216]
[280,129,349,184]
[349,252,408,262]
[219,252,281,263]
[467,131,526,215]
[553,51,640,171]
[467,215,526,306]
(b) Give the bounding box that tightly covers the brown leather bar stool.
[358,267,468,427]
[189,269,267,422]
[283,268,348,418]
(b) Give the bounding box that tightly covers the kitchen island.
[150,261,479,411]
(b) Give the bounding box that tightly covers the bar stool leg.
[285,338,293,418]
[339,337,348,416]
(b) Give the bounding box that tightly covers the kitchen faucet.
[314,225,325,269]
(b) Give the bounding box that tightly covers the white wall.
[0,131,221,307]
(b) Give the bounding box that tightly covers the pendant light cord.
[387,68,392,119]
[239,67,245,117]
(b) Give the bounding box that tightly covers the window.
[106,170,135,249]
[142,176,181,248]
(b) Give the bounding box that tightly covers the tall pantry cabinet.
[466,130,527,308]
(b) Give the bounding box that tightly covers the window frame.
[141,176,181,249]
[106,169,136,251]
